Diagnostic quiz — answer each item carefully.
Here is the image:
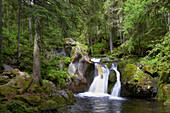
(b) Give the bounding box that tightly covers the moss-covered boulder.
[0,69,75,113]
[121,64,158,98]
[158,84,170,103]
[159,72,170,84]
[66,39,95,93]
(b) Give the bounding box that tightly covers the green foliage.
[46,69,70,87]
[41,55,71,88]
[141,35,170,74]
[93,40,107,54]
[6,102,32,112]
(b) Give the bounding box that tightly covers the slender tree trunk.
[33,16,42,86]
[105,24,107,39]
[7,4,9,35]
[0,0,3,68]
[28,0,32,42]
[168,13,170,37]
[95,25,97,44]
[17,0,21,60]
[110,27,113,53]
[90,36,93,54]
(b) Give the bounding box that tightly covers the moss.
[0,76,10,85]
[66,91,75,104]
[103,62,112,69]
[52,94,66,107]
[0,86,17,97]
[122,64,138,83]
[14,78,31,94]
[108,84,114,94]
[143,65,157,74]
[109,72,116,83]
[38,100,58,111]
[5,101,33,113]
[158,84,170,101]
[14,95,41,106]
[159,72,170,84]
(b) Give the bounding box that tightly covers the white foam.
[75,92,110,98]
[75,92,126,100]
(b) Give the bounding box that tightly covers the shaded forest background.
[0,0,169,87]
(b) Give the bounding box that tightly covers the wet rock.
[121,64,159,98]
[158,84,170,101]
[66,39,94,93]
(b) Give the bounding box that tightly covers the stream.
[57,96,170,113]
[39,58,170,113]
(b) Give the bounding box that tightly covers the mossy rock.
[109,72,116,83]
[38,100,58,111]
[52,95,66,107]
[0,76,10,85]
[159,72,170,84]
[103,62,112,69]
[158,84,170,101]
[67,91,75,104]
[13,95,41,106]
[122,64,138,83]
[3,101,33,113]
[0,86,17,97]
[108,83,114,94]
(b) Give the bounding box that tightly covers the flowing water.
[48,58,170,113]
[111,63,121,97]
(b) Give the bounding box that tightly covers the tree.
[0,0,3,68]
[33,16,42,85]
[28,0,32,42]
[17,0,22,61]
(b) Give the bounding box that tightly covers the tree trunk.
[7,4,9,35]
[110,27,113,53]
[28,0,32,42]
[0,0,3,68]
[95,25,97,44]
[17,0,21,60]
[33,16,42,86]
[105,24,107,39]
[168,13,170,37]
[90,36,93,54]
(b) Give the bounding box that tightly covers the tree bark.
[110,27,113,53]
[17,0,21,60]
[90,36,93,54]
[0,0,3,68]
[168,13,170,37]
[95,25,97,44]
[7,4,9,35]
[33,16,42,86]
[28,0,32,42]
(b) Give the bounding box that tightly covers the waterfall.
[110,63,121,97]
[88,58,110,94]
[76,58,124,99]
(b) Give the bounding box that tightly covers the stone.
[66,39,95,93]
[120,64,159,98]
[3,64,14,72]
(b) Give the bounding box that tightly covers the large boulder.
[120,64,158,98]
[66,39,95,93]
[158,84,170,105]
[0,69,75,112]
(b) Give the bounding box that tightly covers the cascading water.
[110,63,121,97]
[88,62,109,93]
[76,58,123,99]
